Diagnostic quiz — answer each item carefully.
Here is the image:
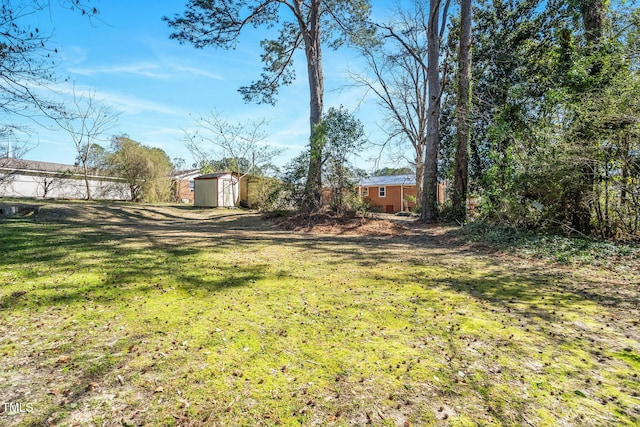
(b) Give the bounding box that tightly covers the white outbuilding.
[193,172,240,208]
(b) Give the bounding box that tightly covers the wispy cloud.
[266,114,309,153]
[69,62,170,79]
[174,65,224,80]
[60,46,88,67]
[52,82,186,116]
[106,93,185,115]
[69,60,225,82]
[146,127,187,140]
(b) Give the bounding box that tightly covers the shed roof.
[194,172,235,180]
[358,174,415,187]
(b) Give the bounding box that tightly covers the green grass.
[0,202,638,426]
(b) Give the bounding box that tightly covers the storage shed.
[193,172,239,207]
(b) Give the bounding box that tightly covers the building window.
[189,180,195,192]
[363,187,369,197]
[379,186,386,198]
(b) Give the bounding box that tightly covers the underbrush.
[457,222,640,270]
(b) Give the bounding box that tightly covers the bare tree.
[351,0,450,221]
[0,124,34,159]
[34,168,72,198]
[56,86,119,200]
[185,112,281,174]
[184,112,283,203]
[1,0,99,119]
[2,1,101,194]
[416,0,444,223]
[350,1,430,207]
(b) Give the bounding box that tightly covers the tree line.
[166,0,639,239]
[2,0,638,239]
[439,0,639,239]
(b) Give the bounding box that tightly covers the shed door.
[209,180,219,207]
[195,179,218,207]
[221,179,234,207]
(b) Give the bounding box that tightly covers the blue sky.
[10,0,400,172]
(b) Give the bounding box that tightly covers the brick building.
[172,169,200,203]
[357,174,446,214]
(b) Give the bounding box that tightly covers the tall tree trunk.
[420,0,441,223]
[452,0,472,222]
[303,0,325,211]
[82,163,92,200]
[620,133,629,205]
[571,0,605,234]
[581,0,604,46]
[415,149,425,209]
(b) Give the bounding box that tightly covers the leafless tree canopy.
[349,0,446,210]
[0,1,99,120]
[55,86,119,200]
[184,112,282,177]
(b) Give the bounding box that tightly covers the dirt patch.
[270,212,418,236]
[268,212,468,249]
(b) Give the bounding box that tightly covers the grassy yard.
[0,202,638,426]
